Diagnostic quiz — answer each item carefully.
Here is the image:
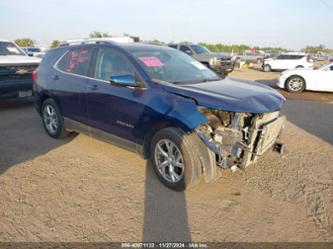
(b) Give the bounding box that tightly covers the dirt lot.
[0,70,333,242]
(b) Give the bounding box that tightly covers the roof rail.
[59,37,136,47]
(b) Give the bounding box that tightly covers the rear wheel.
[150,127,202,191]
[286,76,305,93]
[41,98,69,138]
[263,64,271,72]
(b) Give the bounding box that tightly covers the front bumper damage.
[195,109,286,171]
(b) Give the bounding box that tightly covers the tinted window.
[57,47,92,76]
[189,45,210,54]
[94,47,135,81]
[179,45,191,53]
[277,55,288,60]
[289,55,304,60]
[168,44,177,49]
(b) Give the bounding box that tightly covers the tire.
[263,64,271,72]
[150,127,202,191]
[285,75,305,93]
[41,98,69,138]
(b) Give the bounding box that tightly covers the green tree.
[89,31,110,38]
[50,40,60,48]
[15,38,35,47]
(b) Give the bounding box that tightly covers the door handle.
[88,84,98,90]
[53,75,59,80]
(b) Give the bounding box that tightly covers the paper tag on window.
[191,61,207,70]
[138,56,164,67]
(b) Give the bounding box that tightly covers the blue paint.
[34,42,285,148]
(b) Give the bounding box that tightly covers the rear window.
[57,47,92,76]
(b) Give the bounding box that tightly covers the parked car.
[277,62,333,93]
[22,47,45,58]
[235,50,269,64]
[168,44,234,77]
[34,40,286,190]
[263,52,313,72]
[0,39,41,98]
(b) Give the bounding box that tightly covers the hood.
[193,52,231,62]
[161,78,285,113]
[0,55,41,66]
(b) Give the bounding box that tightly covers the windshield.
[131,49,220,84]
[0,42,25,56]
[189,45,210,54]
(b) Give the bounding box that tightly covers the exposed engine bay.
[195,107,286,170]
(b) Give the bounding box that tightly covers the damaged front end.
[195,107,286,171]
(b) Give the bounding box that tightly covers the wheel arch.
[36,91,63,116]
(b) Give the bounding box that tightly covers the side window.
[57,47,92,76]
[289,55,303,60]
[94,48,135,81]
[277,55,288,60]
[168,44,177,49]
[179,45,191,53]
[330,65,333,71]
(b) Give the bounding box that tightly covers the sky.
[0,0,332,49]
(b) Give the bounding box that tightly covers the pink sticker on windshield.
[138,56,164,67]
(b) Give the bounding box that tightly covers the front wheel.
[150,127,202,191]
[286,76,305,93]
[41,98,69,138]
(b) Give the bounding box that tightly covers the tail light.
[32,70,38,81]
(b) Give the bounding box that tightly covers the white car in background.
[277,63,333,93]
[263,52,313,72]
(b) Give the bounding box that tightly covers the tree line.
[13,32,333,55]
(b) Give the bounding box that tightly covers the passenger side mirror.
[110,75,139,87]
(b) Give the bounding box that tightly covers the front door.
[316,65,333,92]
[85,46,146,147]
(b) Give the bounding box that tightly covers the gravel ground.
[0,97,332,242]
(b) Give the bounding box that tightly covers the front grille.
[216,58,232,66]
[0,65,38,76]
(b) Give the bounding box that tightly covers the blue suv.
[34,40,286,190]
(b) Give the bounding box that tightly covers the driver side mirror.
[110,75,139,87]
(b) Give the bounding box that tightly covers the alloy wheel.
[288,77,304,92]
[43,104,59,135]
[154,139,184,183]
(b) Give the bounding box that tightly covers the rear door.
[85,46,146,146]
[53,46,93,125]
